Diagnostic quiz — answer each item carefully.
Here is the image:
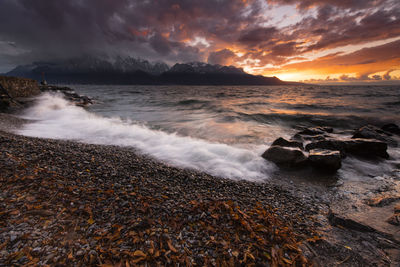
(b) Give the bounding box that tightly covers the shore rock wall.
[0,75,41,111]
[0,76,40,98]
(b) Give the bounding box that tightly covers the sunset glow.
[0,0,399,83]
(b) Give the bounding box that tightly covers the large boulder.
[305,140,347,158]
[297,127,325,136]
[262,146,307,167]
[381,123,400,136]
[292,133,327,142]
[344,139,389,159]
[0,75,40,98]
[308,149,341,172]
[352,125,397,147]
[0,75,40,110]
[271,137,303,150]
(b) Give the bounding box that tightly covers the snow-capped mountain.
[7,55,170,76]
[168,62,245,74]
[5,56,296,85]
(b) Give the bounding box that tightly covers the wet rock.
[352,125,397,147]
[315,126,334,133]
[381,123,400,136]
[394,204,400,213]
[271,137,303,150]
[344,139,389,159]
[262,146,307,167]
[308,149,341,172]
[353,125,386,138]
[366,196,400,207]
[305,140,347,158]
[328,211,376,232]
[386,214,400,226]
[40,85,93,106]
[293,134,326,142]
[297,128,325,136]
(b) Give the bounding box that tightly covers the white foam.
[17,93,275,180]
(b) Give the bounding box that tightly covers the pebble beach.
[0,113,322,266]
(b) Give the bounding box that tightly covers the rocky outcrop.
[381,123,400,136]
[0,76,41,111]
[40,85,93,106]
[305,140,347,158]
[345,139,389,159]
[262,124,395,172]
[261,146,307,167]
[352,125,397,147]
[297,126,333,135]
[0,75,93,111]
[271,137,303,150]
[308,149,341,172]
[0,76,40,98]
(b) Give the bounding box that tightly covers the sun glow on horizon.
[272,72,310,81]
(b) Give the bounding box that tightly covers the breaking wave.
[17,93,275,180]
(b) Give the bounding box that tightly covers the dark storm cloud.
[207,49,237,65]
[302,7,400,52]
[0,0,399,76]
[238,27,279,45]
[266,0,387,10]
[0,0,261,69]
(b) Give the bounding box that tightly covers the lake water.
[17,84,400,182]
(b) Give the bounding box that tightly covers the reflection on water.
[71,84,400,145]
[19,84,400,182]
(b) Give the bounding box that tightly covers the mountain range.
[5,56,298,85]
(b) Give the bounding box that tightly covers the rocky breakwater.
[40,85,93,107]
[0,75,92,111]
[0,76,40,111]
[262,124,400,173]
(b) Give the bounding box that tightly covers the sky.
[0,0,399,82]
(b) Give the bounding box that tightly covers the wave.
[236,111,397,129]
[17,93,274,180]
[177,99,210,106]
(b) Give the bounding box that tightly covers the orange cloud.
[280,40,400,76]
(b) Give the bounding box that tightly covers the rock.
[292,134,326,142]
[352,125,397,147]
[40,85,93,106]
[387,214,400,226]
[308,149,341,172]
[381,123,400,136]
[328,211,376,232]
[305,140,347,158]
[262,146,307,167]
[297,128,325,136]
[0,75,40,98]
[316,126,334,133]
[344,139,389,159]
[271,137,303,150]
[0,96,10,111]
[394,204,400,213]
[76,250,84,257]
[366,196,400,207]
[353,125,386,138]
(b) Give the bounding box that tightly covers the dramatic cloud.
[0,0,399,81]
[207,49,237,65]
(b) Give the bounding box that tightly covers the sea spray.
[18,93,275,180]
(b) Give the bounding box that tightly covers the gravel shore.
[0,112,322,266]
[1,112,397,266]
